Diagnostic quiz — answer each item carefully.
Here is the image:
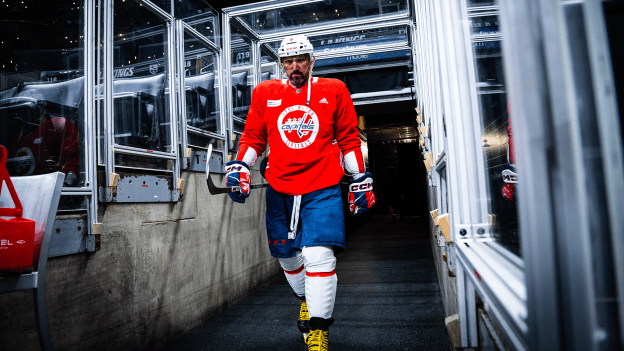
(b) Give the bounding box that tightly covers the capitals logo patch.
[277,105,319,149]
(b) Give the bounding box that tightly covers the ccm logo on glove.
[350,183,373,192]
[348,173,376,216]
[226,165,243,172]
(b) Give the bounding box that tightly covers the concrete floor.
[162,216,452,351]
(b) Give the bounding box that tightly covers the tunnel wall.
[0,169,281,350]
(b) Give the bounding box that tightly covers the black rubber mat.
[163,216,452,351]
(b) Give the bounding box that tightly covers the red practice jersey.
[238,77,362,195]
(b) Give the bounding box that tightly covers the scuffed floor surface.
[162,216,452,351]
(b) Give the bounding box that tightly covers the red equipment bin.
[0,145,36,272]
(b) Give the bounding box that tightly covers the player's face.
[282,54,312,88]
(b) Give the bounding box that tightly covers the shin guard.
[302,246,337,319]
[279,251,306,297]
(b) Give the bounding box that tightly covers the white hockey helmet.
[278,34,314,61]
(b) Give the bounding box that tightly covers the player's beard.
[288,70,308,88]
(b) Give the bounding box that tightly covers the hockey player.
[224,34,375,350]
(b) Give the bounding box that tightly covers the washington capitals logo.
[282,113,315,138]
[277,105,319,149]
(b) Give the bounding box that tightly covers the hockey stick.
[205,144,268,195]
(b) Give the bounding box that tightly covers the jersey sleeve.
[237,85,268,166]
[334,82,365,174]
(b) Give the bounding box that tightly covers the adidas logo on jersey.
[319,97,328,104]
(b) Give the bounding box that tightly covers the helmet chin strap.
[306,75,311,106]
[307,56,315,106]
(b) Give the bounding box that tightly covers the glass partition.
[0,0,86,188]
[238,0,409,36]
[315,49,411,67]
[313,25,409,52]
[261,64,279,82]
[176,2,219,46]
[468,9,519,256]
[114,153,173,171]
[230,25,253,135]
[147,0,171,15]
[111,0,173,156]
[231,67,252,135]
[467,0,495,7]
[265,25,410,68]
[182,31,222,148]
[470,14,499,35]
[260,43,279,81]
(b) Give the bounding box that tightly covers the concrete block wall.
[426,185,460,347]
[426,186,458,317]
[0,170,281,350]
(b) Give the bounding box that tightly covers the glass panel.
[260,43,279,79]
[175,2,219,43]
[313,25,408,53]
[266,25,408,53]
[147,0,172,16]
[469,14,520,256]
[183,33,221,134]
[175,0,211,19]
[0,0,86,187]
[230,21,253,134]
[114,153,173,171]
[265,26,409,68]
[238,0,409,36]
[231,25,252,67]
[231,68,252,133]
[113,0,172,152]
[561,3,620,348]
[183,13,218,44]
[261,64,278,82]
[315,49,411,68]
[473,41,504,91]
[467,0,495,7]
[470,15,499,35]
[187,133,224,151]
[58,195,89,212]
